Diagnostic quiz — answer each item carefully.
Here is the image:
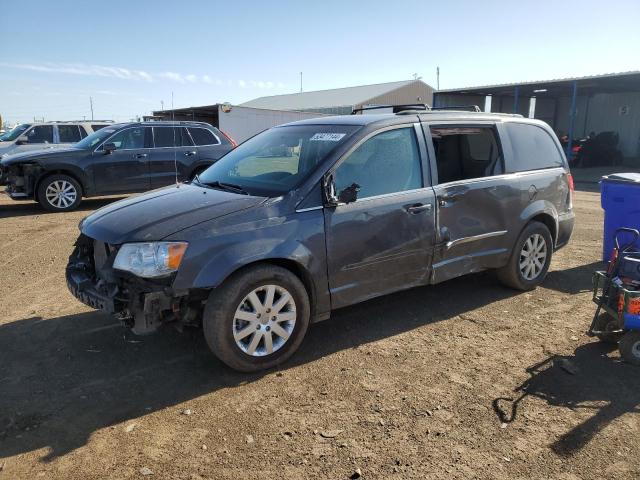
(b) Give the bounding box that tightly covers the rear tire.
[619,331,640,365]
[202,264,310,372]
[37,174,82,212]
[497,221,553,291]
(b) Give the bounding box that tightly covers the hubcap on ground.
[45,180,77,209]
[632,340,640,359]
[519,233,547,281]
[233,284,296,357]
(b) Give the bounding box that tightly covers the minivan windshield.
[0,124,31,142]
[74,126,119,149]
[197,124,359,196]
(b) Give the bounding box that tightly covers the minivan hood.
[80,183,265,244]
[0,146,81,165]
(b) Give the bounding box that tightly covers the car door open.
[323,124,436,309]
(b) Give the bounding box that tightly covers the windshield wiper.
[200,180,249,195]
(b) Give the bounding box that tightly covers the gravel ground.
[0,189,638,479]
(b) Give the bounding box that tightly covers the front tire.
[37,174,82,212]
[202,264,310,372]
[497,221,553,291]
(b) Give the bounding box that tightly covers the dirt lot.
[0,188,638,480]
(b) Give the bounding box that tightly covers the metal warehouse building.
[433,71,640,163]
[241,79,435,115]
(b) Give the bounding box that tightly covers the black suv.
[1,121,235,211]
[66,110,574,372]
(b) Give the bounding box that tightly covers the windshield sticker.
[310,133,346,142]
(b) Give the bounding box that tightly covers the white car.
[0,121,113,159]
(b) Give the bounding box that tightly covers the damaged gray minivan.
[67,109,574,371]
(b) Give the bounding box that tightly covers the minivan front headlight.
[113,242,188,278]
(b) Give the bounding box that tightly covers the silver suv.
[0,121,113,159]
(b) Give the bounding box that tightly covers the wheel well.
[189,163,212,179]
[529,213,557,247]
[34,170,85,200]
[230,259,316,315]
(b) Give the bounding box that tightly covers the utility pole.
[89,96,94,120]
[161,100,164,111]
[436,66,440,90]
[300,72,303,93]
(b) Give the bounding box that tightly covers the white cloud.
[159,71,185,83]
[0,62,154,82]
[0,61,289,91]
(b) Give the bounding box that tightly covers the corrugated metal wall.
[433,93,486,110]
[434,90,640,158]
[365,83,434,108]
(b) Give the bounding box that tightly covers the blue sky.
[1,0,639,124]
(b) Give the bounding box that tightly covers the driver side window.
[334,127,423,200]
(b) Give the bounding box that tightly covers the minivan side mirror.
[16,135,29,145]
[103,142,117,154]
[338,183,361,204]
[323,174,361,206]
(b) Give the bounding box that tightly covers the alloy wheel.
[233,284,297,357]
[519,233,547,280]
[45,180,77,209]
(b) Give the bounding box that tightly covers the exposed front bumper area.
[1,163,41,199]
[66,234,196,335]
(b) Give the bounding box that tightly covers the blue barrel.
[601,173,640,261]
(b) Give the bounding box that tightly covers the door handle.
[405,203,432,214]
[135,153,148,159]
[184,151,197,157]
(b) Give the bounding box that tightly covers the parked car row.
[0,121,235,211]
[64,109,575,371]
[0,121,113,158]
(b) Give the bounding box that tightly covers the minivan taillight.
[567,173,574,208]
[220,130,238,148]
[568,173,575,192]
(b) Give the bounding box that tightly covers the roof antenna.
[172,91,179,187]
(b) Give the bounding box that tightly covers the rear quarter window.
[505,123,564,172]
[188,127,219,146]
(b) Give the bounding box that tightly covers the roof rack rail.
[46,119,115,123]
[429,105,482,112]
[351,104,430,115]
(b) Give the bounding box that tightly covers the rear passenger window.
[58,125,82,143]
[180,127,194,146]
[188,127,219,146]
[153,127,193,147]
[430,126,503,184]
[506,123,564,172]
[334,127,423,199]
[26,125,54,144]
[91,124,107,132]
